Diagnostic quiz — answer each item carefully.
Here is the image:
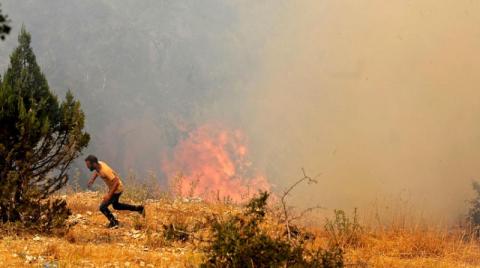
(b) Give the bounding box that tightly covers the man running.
[85,155,144,228]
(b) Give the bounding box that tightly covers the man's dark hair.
[85,154,98,164]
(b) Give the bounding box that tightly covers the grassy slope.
[0,192,479,267]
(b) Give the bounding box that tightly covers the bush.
[22,198,71,233]
[325,209,363,249]
[202,192,344,268]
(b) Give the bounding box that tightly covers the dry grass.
[342,226,480,267]
[0,191,479,267]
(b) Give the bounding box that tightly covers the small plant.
[324,208,363,249]
[202,191,344,267]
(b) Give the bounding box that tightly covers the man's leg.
[111,192,144,213]
[99,197,117,225]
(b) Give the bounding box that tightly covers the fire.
[162,123,271,202]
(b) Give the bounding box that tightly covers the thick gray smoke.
[0,0,282,175]
[2,1,480,222]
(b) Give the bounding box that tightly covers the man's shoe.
[107,220,119,229]
[138,206,146,218]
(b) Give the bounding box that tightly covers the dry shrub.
[325,209,363,249]
[0,221,25,237]
[122,172,164,202]
[20,198,71,233]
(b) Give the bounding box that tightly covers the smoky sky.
[0,0,279,175]
[2,1,480,222]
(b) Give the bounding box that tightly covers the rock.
[132,233,142,239]
[32,235,42,241]
[24,255,36,263]
[140,261,146,267]
[66,213,88,226]
[86,211,93,216]
[129,229,144,239]
[43,261,59,268]
[182,197,203,203]
[124,261,131,267]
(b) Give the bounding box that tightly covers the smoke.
[237,0,480,220]
[1,1,480,221]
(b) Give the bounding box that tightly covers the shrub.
[22,198,71,233]
[202,192,344,268]
[324,209,363,249]
[122,172,165,202]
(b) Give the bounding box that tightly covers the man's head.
[85,154,99,172]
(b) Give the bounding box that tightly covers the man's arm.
[103,177,120,203]
[87,172,98,188]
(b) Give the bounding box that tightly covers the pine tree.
[0,27,89,230]
[0,4,10,40]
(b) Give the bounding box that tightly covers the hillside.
[0,191,479,267]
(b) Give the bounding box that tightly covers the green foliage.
[324,209,363,249]
[468,181,480,236]
[0,27,89,230]
[0,4,10,40]
[202,192,344,268]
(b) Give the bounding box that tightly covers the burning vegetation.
[162,123,271,202]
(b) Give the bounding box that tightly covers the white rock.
[25,255,35,263]
[132,233,142,239]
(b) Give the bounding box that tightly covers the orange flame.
[162,123,271,202]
